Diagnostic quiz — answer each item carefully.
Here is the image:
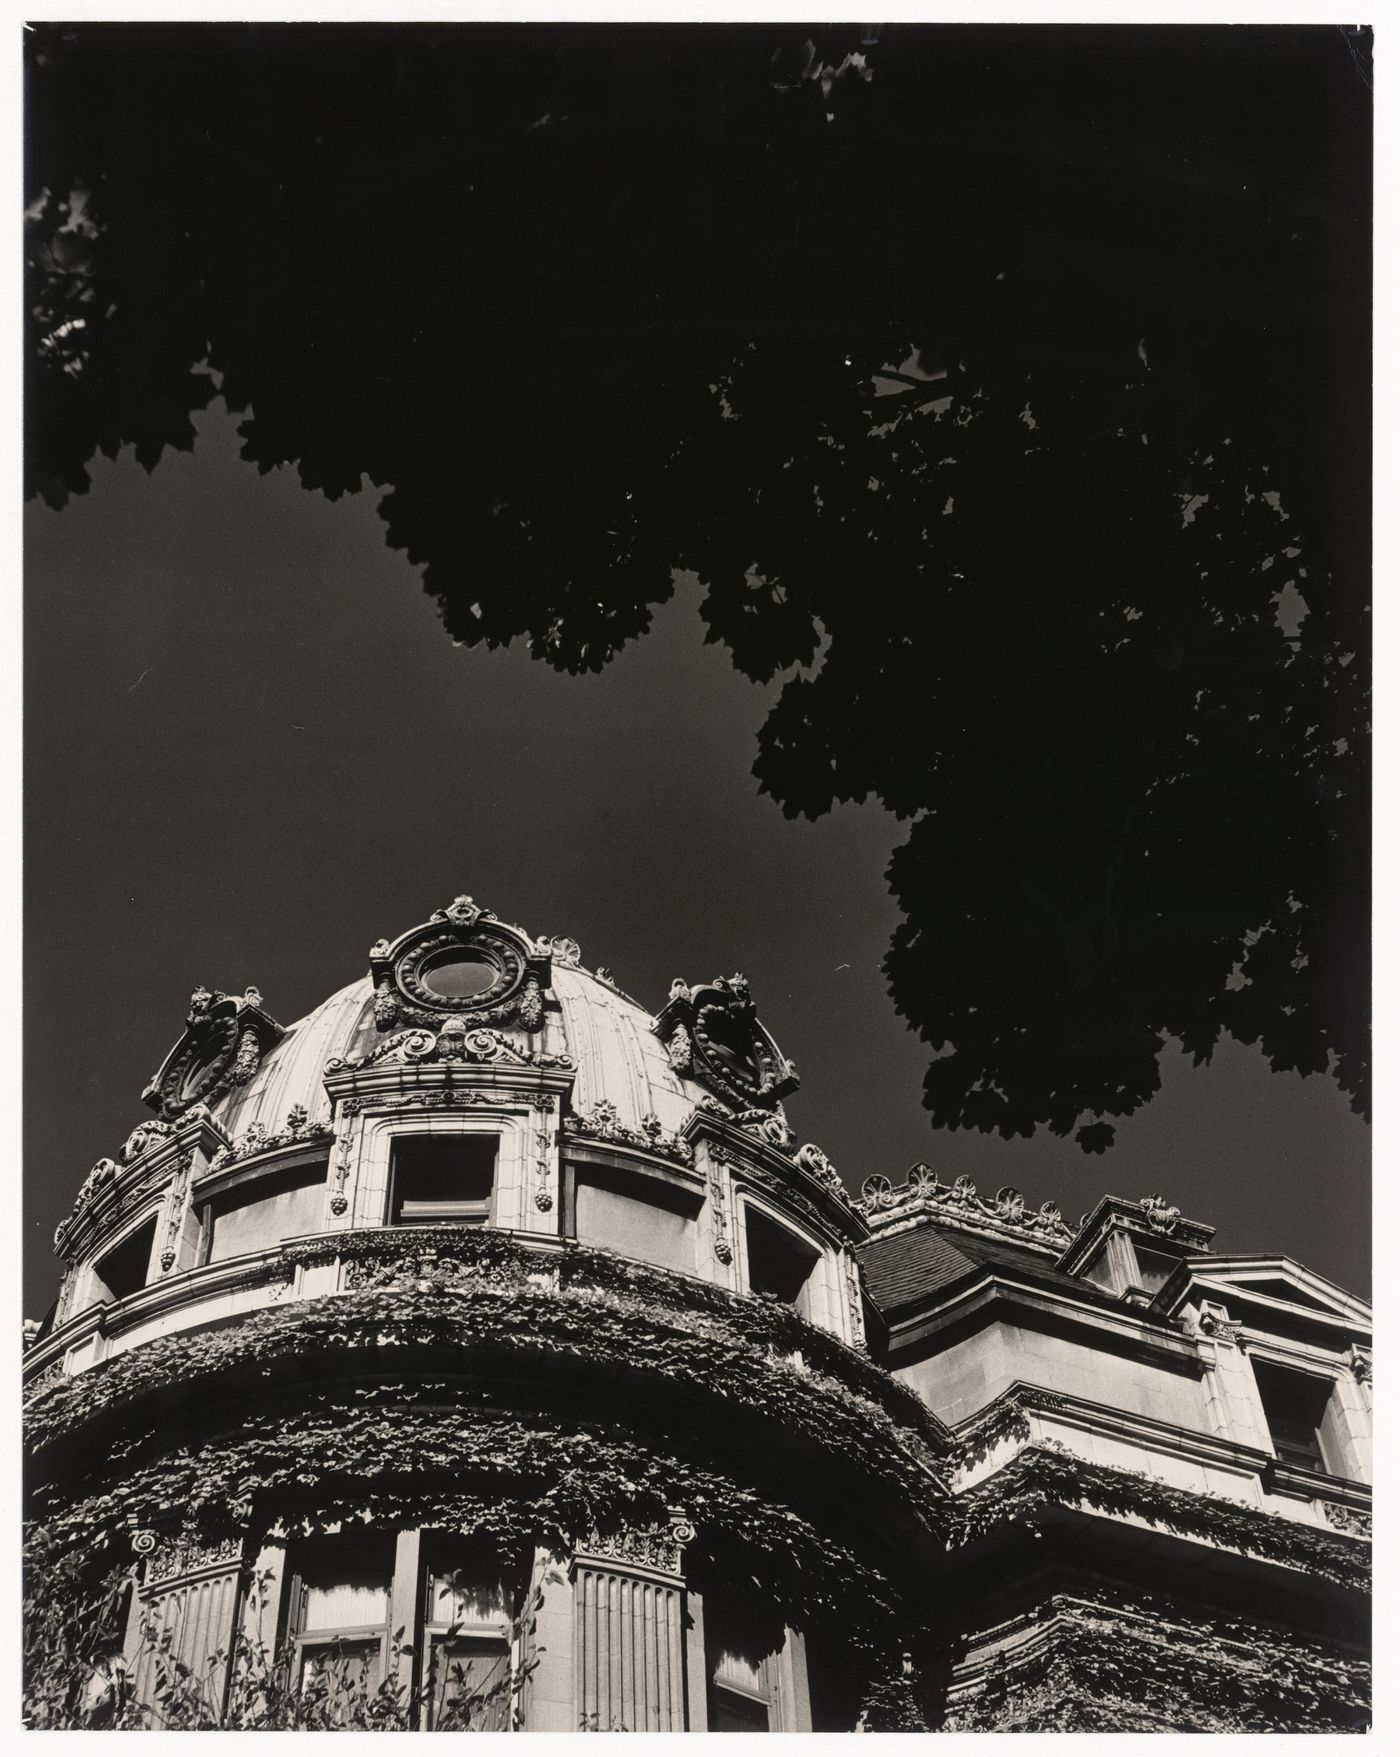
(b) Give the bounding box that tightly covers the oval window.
[180,1033,229,1100]
[703,1010,759,1082]
[419,950,499,1000]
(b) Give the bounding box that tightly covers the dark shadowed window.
[92,1217,157,1303]
[419,950,499,1000]
[1254,1360,1335,1474]
[389,1136,497,1226]
[744,1208,818,1313]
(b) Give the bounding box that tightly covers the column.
[570,1525,692,1731]
[127,1533,246,1726]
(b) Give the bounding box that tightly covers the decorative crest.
[1140,1193,1182,1234]
[326,1025,573,1075]
[432,894,492,931]
[367,894,552,1036]
[207,1105,333,1172]
[857,1166,1072,1250]
[142,985,284,1121]
[651,974,798,1111]
[563,1097,693,1166]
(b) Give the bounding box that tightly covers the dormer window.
[389,1136,497,1227]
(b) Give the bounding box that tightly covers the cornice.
[53,1108,231,1262]
[1057,1193,1215,1277]
[683,1109,867,1242]
[857,1166,1072,1254]
[885,1265,1201,1366]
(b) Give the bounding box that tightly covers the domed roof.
[172,896,799,1152]
[210,960,724,1146]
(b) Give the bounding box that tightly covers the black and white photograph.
[20,16,1372,1733]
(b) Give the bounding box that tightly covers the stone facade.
[23,895,1370,1731]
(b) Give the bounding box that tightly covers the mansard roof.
[858,1221,1128,1319]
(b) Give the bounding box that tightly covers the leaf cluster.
[23,25,1371,1148]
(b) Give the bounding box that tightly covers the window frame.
[1252,1355,1341,1477]
[91,1215,159,1305]
[283,1538,395,1717]
[386,1132,500,1229]
[194,1150,332,1268]
[568,1154,705,1275]
[739,1199,822,1317]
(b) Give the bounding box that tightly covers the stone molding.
[206,1106,333,1173]
[562,1098,693,1167]
[326,1022,573,1076]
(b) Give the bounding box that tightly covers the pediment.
[1191,1258,1370,1324]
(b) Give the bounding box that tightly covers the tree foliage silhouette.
[25,24,1369,1149]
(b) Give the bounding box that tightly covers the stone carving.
[666,1023,693,1075]
[123,1119,177,1163]
[343,1240,508,1292]
[207,1107,332,1172]
[373,972,401,1031]
[229,1025,262,1087]
[329,1119,357,1218]
[145,1532,245,1581]
[519,974,545,1032]
[327,1026,574,1075]
[696,1093,797,1152]
[705,1150,734,1264]
[651,973,799,1112]
[794,1142,843,1193]
[158,1152,195,1273]
[365,897,559,1039]
[713,1142,831,1235]
[580,1515,695,1575]
[1140,1193,1182,1234]
[53,1156,123,1255]
[535,934,580,966]
[1349,1345,1371,1385]
[534,1100,555,1212]
[1197,1304,1245,1347]
[844,1255,865,1342]
[563,1098,694,1167]
[339,1088,555,1119]
[144,985,284,1121]
[433,894,492,930]
[24,1361,65,1403]
[1320,1502,1371,1539]
[856,1166,1073,1248]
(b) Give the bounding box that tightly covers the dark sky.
[23,399,1369,1317]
